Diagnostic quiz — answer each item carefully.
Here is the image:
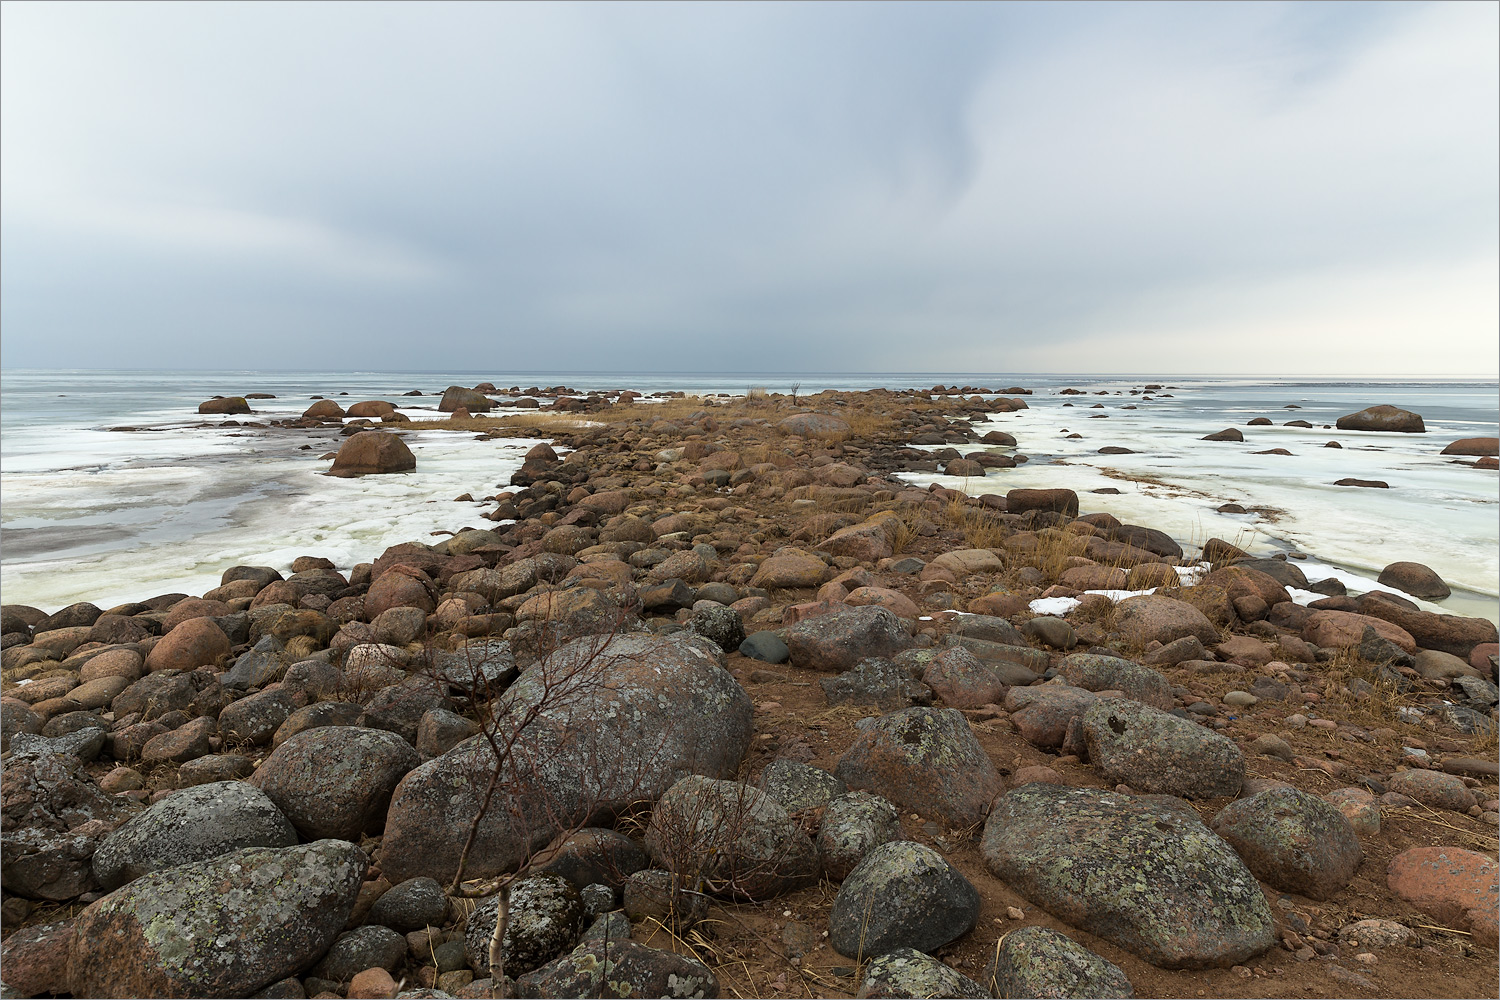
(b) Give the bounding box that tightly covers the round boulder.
[144,617,230,673]
[1377,561,1451,601]
[984,926,1134,999]
[465,872,584,977]
[834,706,1002,828]
[328,431,416,478]
[251,726,420,841]
[68,840,367,998]
[381,632,752,886]
[982,784,1275,969]
[1081,700,1244,799]
[828,841,979,958]
[1209,786,1363,900]
[644,775,819,899]
[92,781,297,891]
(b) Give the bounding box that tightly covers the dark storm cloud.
[2,1,1494,374]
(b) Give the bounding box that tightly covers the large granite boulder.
[92,781,297,891]
[1336,405,1425,433]
[1080,700,1244,799]
[328,431,416,478]
[381,632,752,885]
[981,784,1275,969]
[834,707,1003,828]
[67,840,367,998]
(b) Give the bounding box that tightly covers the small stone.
[348,967,399,999]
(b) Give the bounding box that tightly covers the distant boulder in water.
[1335,405,1425,433]
[1441,437,1498,457]
[439,386,494,412]
[198,396,250,415]
[327,431,416,478]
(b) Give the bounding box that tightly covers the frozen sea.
[1,370,1495,623]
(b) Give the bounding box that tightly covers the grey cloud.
[1,1,1494,373]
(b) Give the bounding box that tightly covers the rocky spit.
[2,384,1497,1000]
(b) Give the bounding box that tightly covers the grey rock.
[536,828,648,891]
[829,841,980,958]
[177,753,258,787]
[415,707,480,759]
[1081,700,1244,799]
[1023,616,1076,650]
[252,726,419,841]
[686,606,746,652]
[580,909,632,944]
[1210,787,1364,900]
[465,873,584,977]
[1057,653,1173,709]
[1004,685,1098,749]
[360,677,451,744]
[427,639,517,698]
[513,938,717,999]
[981,784,1276,968]
[952,614,1025,646]
[383,632,751,886]
[6,726,107,763]
[92,781,297,891]
[949,636,1047,680]
[817,791,902,881]
[313,924,408,982]
[834,706,1002,828]
[623,868,710,931]
[985,925,1134,998]
[786,606,912,672]
[1,698,43,751]
[369,877,451,933]
[738,631,790,664]
[644,775,819,899]
[758,759,847,813]
[579,883,615,919]
[68,840,368,998]
[820,657,932,711]
[858,948,987,999]
[1,746,139,900]
[271,700,364,747]
[218,688,296,746]
[222,636,286,691]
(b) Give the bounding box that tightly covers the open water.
[1,370,1495,622]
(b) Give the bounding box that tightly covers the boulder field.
[3,385,1496,1000]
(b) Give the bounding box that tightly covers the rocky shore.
[2,384,1497,1000]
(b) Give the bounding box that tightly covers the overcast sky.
[2,1,1495,375]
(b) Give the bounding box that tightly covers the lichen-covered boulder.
[381,632,752,885]
[834,707,1002,828]
[786,606,913,674]
[1056,653,1172,710]
[858,948,988,999]
[2,742,139,900]
[92,781,297,891]
[465,873,585,977]
[818,790,902,882]
[757,759,847,814]
[1210,787,1363,900]
[644,776,819,899]
[829,841,979,958]
[251,726,419,841]
[1080,700,1244,799]
[981,784,1275,969]
[67,840,367,998]
[984,926,1134,998]
[514,938,718,999]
